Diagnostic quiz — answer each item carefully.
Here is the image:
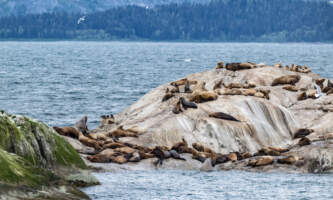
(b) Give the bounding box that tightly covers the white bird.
[77,16,86,24]
[314,82,326,98]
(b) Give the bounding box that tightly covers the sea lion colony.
[53,61,333,169]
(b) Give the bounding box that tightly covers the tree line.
[0,0,332,42]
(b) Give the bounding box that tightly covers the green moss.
[53,133,86,169]
[0,149,49,186]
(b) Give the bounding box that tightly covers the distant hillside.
[0,0,332,42]
[0,0,209,17]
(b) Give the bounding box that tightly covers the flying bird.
[77,16,86,24]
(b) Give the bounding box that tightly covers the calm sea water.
[1,42,333,199]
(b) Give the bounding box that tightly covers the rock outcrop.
[0,111,98,200]
[57,62,333,173]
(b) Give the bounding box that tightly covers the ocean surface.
[1,42,333,199]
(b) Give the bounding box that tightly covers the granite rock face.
[67,63,333,173]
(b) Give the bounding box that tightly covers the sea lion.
[170,78,197,87]
[88,132,109,141]
[271,75,301,86]
[162,88,174,102]
[277,155,298,165]
[170,150,186,161]
[227,152,238,162]
[283,85,298,92]
[101,115,115,126]
[191,149,209,163]
[242,88,257,96]
[184,80,192,93]
[218,88,242,96]
[152,146,166,166]
[298,137,311,146]
[209,112,240,122]
[138,151,155,160]
[107,126,139,138]
[171,138,192,153]
[103,142,127,149]
[172,100,183,114]
[328,80,333,88]
[180,97,198,109]
[192,143,215,154]
[224,83,243,89]
[189,91,218,103]
[243,81,256,89]
[297,91,307,101]
[211,153,229,166]
[293,128,314,139]
[53,126,79,139]
[256,88,270,100]
[327,88,333,95]
[241,152,252,159]
[268,147,289,153]
[226,62,253,71]
[78,132,102,150]
[114,146,136,155]
[322,86,332,93]
[128,152,141,162]
[170,85,180,93]
[248,156,274,167]
[216,61,224,69]
[315,78,325,89]
[75,116,88,135]
[255,147,280,156]
[213,80,223,90]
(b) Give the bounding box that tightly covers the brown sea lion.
[209,112,240,122]
[254,147,280,156]
[114,147,136,155]
[322,86,332,93]
[88,132,109,141]
[241,152,252,159]
[271,75,301,86]
[184,80,192,93]
[78,132,102,150]
[162,88,174,102]
[180,97,198,109]
[218,88,242,96]
[191,149,209,163]
[242,88,257,96]
[224,83,243,89]
[103,142,127,149]
[170,85,180,93]
[108,126,139,138]
[277,155,298,165]
[101,115,115,126]
[189,91,218,103]
[138,151,155,159]
[327,88,333,95]
[297,91,307,101]
[298,137,311,146]
[53,126,79,139]
[283,85,298,92]
[170,78,197,86]
[192,143,215,154]
[227,152,238,162]
[315,78,325,89]
[293,128,314,139]
[171,138,192,153]
[226,62,253,71]
[75,116,88,135]
[216,61,224,69]
[213,80,223,90]
[268,147,289,153]
[172,100,183,114]
[243,81,256,89]
[257,88,270,99]
[248,156,274,167]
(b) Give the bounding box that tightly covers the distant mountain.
[0,0,210,17]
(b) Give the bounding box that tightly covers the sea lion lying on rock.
[248,156,274,167]
[209,112,240,122]
[162,88,174,102]
[171,138,192,153]
[189,91,218,103]
[192,143,215,154]
[226,62,254,71]
[293,128,314,139]
[213,80,223,90]
[283,85,298,92]
[53,126,79,139]
[180,97,198,109]
[75,116,89,135]
[277,155,298,165]
[170,78,197,87]
[218,88,242,96]
[224,83,243,89]
[107,126,140,138]
[78,132,102,150]
[254,147,281,156]
[172,100,183,114]
[227,152,238,162]
[298,137,312,146]
[297,91,307,101]
[271,75,301,86]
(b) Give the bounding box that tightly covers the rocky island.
[2,61,333,199]
[56,61,333,173]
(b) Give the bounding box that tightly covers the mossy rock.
[0,111,86,169]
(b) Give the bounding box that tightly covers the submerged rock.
[0,111,98,199]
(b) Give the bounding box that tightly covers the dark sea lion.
[53,126,79,139]
[315,78,325,89]
[75,116,88,135]
[297,91,307,101]
[184,80,192,93]
[192,143,214,154]
[152,146,166,166]
[211,154,229,166]
[328,80,333,88]
[293,128,314,139]
[172,100,183,114]
[208,112,240,122]
[271,75,301,86]
[103,142,127,149]
[254,147,280,156]
[170,150,186,161]
[162,88,174,102]
[180,97,198,109]
[298,137,311,146]
[226,62,253,71]
[283,85,298,92]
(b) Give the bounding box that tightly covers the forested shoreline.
[0,0,332,42]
